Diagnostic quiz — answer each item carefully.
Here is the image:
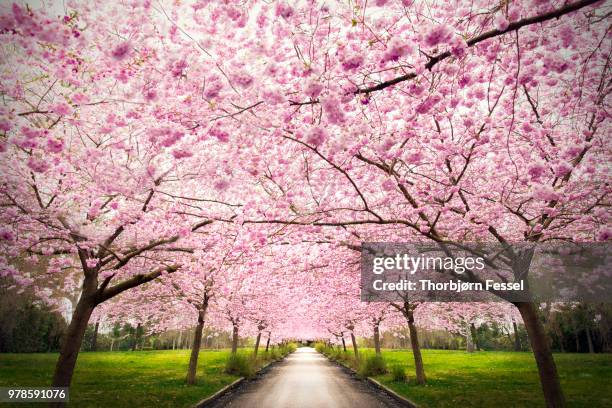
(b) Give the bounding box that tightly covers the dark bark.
[131,323,141,351]
[470,323,480,351]
[513,320,522,351]
[50,291,95,407]
[231,324,239,354]
[91,321,100,351]
[406,309,426,385]
[516,301,566,408]
[341,336,347,352]
[350,331,359,359]
[373,323,381,355]
[265,332,271,352]
[254,332,262,357]
[186,300,208,385]
[586,327,594,353]
[575,330,580,352]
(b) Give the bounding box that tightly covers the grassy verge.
[225,343,297,377]
[0,347,293,408]
[315,344,612,407]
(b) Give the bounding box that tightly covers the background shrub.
[224,353,255,378]
[358,354,387,377]
[390,364,408,382]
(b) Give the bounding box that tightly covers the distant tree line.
[2,283,611,354]
[0,286,66,353]
[365,304,612,353]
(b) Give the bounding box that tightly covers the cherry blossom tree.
[0,1,249,390]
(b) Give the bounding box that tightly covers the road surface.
[207,347,405,408]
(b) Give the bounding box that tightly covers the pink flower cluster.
[210,125,230,143]
[46,138,64,153]
[341,53,364,71]
[204,75,223,99]
[27,156,50,173]
[0,228,14,241]
[233,72,254,88]
[528,162,548,181]
[381,37,413,63]
[423,24,453,48]
[172,149,193,159]
[111,41,132,61]
[170,59,188,78]
[275,2,294,19]
[304,80,323,98]
[305,126,329,146]
[50,102,73,116]
[494,14,510,31]
[320,96,346,125]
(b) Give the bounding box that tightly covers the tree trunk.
[341,336,347,352]
[575,330,580,352]
[186,302,207,385]
[406,309,426,385]
[513,319,522,351]
[350,331,359,359]
[131,323,141,351]
[586,327,594,354]
[254,331,262,357]
[265,332,271,352]
[373,323,381,355]
[231,324,239,354]
[466,334,474,353]
[91,321,100,351]
[50,294,94,407]
[516,301,566,408]
[470,323,480,351]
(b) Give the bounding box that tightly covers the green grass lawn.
[371,349,612,408]
[0,349,241,407]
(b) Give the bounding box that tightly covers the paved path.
[207,347,404,408]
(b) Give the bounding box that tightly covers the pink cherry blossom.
[423,24,453,48]
[111,41,132,61]
[494,14,510,31]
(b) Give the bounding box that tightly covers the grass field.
[0,349,241,407]
[2,348,611,407]
[370,349,612,408]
